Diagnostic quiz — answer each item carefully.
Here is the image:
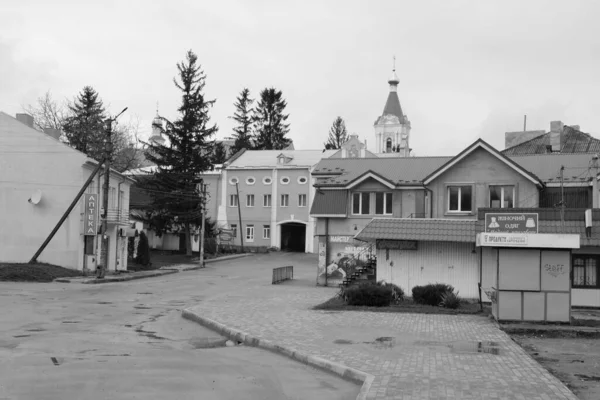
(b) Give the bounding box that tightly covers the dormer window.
[277,153,293,164]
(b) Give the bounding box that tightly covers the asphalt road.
[0,253,358,400]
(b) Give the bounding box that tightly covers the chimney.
[43,128,62,140]
[550,120,564,152]
[571,125,580,131]
[16,113,34,128]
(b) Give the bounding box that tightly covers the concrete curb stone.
[53,253,253,284]
[182,308,374,400]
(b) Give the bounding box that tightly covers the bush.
[412,283,455,306]
[377,281,405,304]
[440,290,461,309]
[135,231,151,267]
[344,281,393,307]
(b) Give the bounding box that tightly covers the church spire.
[388,56,400,87]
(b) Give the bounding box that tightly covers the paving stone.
[187,284,577,399]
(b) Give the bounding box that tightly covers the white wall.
[0,112,131,271]
[377,241,480,299]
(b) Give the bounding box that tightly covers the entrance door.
[280,223,306,252]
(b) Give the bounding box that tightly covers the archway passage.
[280,223,306,252]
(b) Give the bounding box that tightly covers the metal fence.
[272,266,293,284]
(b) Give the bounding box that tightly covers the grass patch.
[314,295,488,315]
[0,263,82,282]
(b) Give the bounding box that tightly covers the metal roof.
[309,190,348,217]
[502,126,600,155]
[227,149,337,169]
[312,157,451,187]
[355,218,477,243]
[506,153,595,182]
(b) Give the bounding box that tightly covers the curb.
[180,253,252,271]
[54,269,179,284]
[182,309,374,400]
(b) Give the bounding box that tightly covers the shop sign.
[329,235,354,243]
[83,194,98,236]
[485,213,538,233]
[480,233,528,246]
[376,239,418,250]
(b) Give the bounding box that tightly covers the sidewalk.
[54,253,251,284]
[183,281,578,400]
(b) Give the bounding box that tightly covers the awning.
[310,190,347,218]
[355,218,477,243]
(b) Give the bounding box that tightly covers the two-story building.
[217,149,336,253]
[0,112,133,272]
[312,137,600,310]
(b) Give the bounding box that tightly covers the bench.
[272,266,293,284]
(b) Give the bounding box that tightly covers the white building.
[0,112,133,272]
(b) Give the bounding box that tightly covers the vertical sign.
[84,194,98,236]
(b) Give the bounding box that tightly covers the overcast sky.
[2,0,599,156]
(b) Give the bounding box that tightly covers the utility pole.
[199,181,207,268]
[560,165,565,229]
[235,182,244,252]
[592,155,599,208]
[97,107,128,279]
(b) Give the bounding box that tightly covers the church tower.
[374,60,411,157]
[148,108,165,147]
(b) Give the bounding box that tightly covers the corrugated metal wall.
[377,241,480,299]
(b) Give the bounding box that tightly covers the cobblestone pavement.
[187,256,577,400]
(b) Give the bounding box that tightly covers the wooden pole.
[199,183,206,268]
[235,182,244,252]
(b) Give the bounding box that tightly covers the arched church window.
[386,138,392,153]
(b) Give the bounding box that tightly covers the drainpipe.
[115,176,126,272]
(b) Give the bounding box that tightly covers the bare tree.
[111,115,146,172]
[22,91,68,138]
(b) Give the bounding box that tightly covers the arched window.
[386,138,392,153]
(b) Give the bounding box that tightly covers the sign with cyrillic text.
[84,194,98,236]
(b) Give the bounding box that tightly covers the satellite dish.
[29,189,43,205]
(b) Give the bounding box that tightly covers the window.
[490,185,514,208]
[246,194,254,207]
[246,177,255,185]
[231,224,237,238]
[109,187,117,208]
[263,177,272,185]
[263,225,270,239]
[352,192,371,215]
[281,194,289,207]
[298,176,308,184]
[229,194,238,207]
[573,256,599,288]
[448,186,472,212]
[386,138,392,153]
[298,194,307,207]
[375,192,393,215]
[246,225,254,242]
[280,176,290,184]
[84,236,95,255]
[263,194,272,207]
[228,177,239,185]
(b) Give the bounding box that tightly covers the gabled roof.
[313,156,451,188]
[423,139,543,186]
[227,149,336,169]
[346,171,395,189]
[503,126,600,155]
[355,218,476,243]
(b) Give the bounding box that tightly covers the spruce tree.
[62,86,107,160]
[324,116,348,150]
[143,50,218,256]
[211,141,227,165]
[229,88,254,154]
[253,87,291,150]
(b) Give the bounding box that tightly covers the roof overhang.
[423,139,543,187]
[345,171,395,189]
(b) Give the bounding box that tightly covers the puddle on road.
[332,337,503,355]
[13,334,30,338]
[97,302,112,305]
[62,321,81,324]
[134,306,152,310]
[189,337,228,349]
[25,328,46,332]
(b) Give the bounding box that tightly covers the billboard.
[485,213,538,233]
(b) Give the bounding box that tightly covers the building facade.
[217,150,336,252]
[0,112,133,272]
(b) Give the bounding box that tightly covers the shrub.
[135,231,151,267]
[412,283,454,306]
[377,281,405,304]
[344,281,393,307]
[439,290,461,309]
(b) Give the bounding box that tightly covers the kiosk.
[477,232,580,323]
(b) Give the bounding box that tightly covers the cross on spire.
[393,55,396,72]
